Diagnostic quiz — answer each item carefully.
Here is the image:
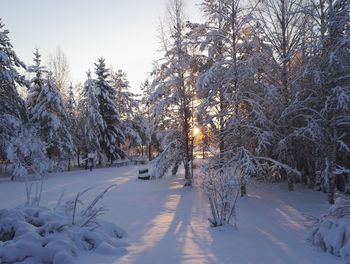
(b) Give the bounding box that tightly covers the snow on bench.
[138,169,151,180]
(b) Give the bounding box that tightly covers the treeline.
[0,19,148,177]
[1,0,349,205]
[145,0,350,203]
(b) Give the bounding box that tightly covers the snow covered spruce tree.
[0,18,27,160]
[111,69,145,153]
[0,19,50,182]
[65,83,77,127]
[148,0,196,185]
[94,58,125,163]
[77,70,105,160]
[65,83,78,170]
[26,49,74,170]
[140,78,156,161]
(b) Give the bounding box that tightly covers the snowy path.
[0,165,342,264]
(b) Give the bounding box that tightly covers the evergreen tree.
[0,18,27,159]
[94,58,125,162]
[65,83,77,170]
[77,70,104,156]
[140,79,155,160]
[65,83,77,123]
[0,20,49,178]
[111,69,143,150]
[27,49,74,168]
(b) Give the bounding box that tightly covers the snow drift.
[0,186,127,264]
[310,197,350,262]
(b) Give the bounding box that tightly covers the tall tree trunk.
[281,0,290,104]
[219,89,225,161]
[183,102,192,186]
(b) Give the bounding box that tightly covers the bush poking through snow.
[0,185,127,264]
[310,197,350,262]
[196,160,240,228]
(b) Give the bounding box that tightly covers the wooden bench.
[138,169,150,180]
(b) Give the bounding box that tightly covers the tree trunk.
[240,181,246,197]
[77,150,80,167]
[328,176,335,204]
[219,89,225,161]
[327,137,337,204]
[148,144,152,161]
[68,157,71,171]
[288,179,294,192]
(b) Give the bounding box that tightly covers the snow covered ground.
[0,165,342,264]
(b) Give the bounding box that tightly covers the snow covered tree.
[186,0,309,215]
[65,83,78,170]
[0,20,50,181]
[148,0,196,185]
[194,0,258,161]
[140,79,155,160]
[254,0,310,103]
[281,0,350,203]
[94,58,125,163]
[65,83,77,123]
[0,18,27,160]
[110,69,144,152]
[77,70,104,158]
[27,49,74,169]
[192,0,267,192]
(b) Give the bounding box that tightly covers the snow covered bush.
[310,197,350,262]
[5,122,51,206]
[196,159,241,228]
[0,185,127,264]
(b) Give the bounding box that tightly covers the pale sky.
[1,0,201,93]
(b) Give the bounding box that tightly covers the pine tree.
[0,20,50,179]
[111,69,143,151]
[27,49,74,168]
[0,18,27,159]
[94,58,125,163]
[65,83,77,170]
[77,70,104,157]
[140,79,154,161]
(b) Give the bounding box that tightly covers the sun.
[193,126,201,136]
